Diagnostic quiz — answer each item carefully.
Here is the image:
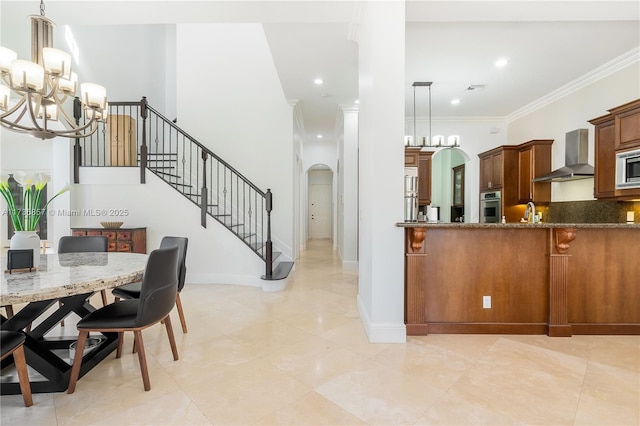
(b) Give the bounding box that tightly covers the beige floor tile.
[256,391,367,425]
[2,239,639,426]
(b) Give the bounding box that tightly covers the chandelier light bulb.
[42,47,72,78]
[0,47,17,73]
[10,60,45,91]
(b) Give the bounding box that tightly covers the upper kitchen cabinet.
[590,99,640,200]
[479,148,503,191]
[405,147,420,167]
[517,140,553,204]
[612,99,640,151]
[589,114,617,199]
[418,151,433,206]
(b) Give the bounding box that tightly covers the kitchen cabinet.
[71,227,146,254]
[452,164,465,207]
[404,147,433,207]
[589,115,617,199]
[479,149,503,191]
[612,99,640,151]
[589,98,640,200]
[418,151,433,206]
[517,140,553,204]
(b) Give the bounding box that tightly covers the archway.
[430,147,471,223]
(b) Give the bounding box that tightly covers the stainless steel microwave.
[616,148,640,189]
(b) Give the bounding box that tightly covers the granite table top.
[1,252,148,305]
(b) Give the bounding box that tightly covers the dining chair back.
[0,330,33,407]
[112,236,189,332]
[58,235,108,253]
[68,245,180,393]
[58,235,109,306]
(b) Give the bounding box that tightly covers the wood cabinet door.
[595,121,616,198]
[418,152,432,205]
[452,164,465,207]
[615,108,640,150]
[480,156,493,190]
[404,148,419,167]
[518,148,532,203]
[491,152,503,188]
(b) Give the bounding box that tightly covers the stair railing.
[75,97,275,276]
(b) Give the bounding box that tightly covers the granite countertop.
[397,222,640,229]
[1,252,148,305]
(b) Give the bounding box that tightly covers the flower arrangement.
[0,172,70,232]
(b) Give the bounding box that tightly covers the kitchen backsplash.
[545,200,640,224]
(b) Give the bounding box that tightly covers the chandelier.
[407,81,460,148]
[0,0,107,140]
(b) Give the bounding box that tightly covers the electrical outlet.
[483,296,491,309]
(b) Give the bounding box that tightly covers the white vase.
[10,231,41,269]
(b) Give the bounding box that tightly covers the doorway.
[308,168,333,240]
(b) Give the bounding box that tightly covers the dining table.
[1,252,148,394]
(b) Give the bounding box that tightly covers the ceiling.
[2,1,639,143]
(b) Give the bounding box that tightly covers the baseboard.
[357,294,406,343]
[342,260,358,271]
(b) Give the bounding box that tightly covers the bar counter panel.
[401,222,640,336]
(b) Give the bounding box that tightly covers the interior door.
[309,183,331,239]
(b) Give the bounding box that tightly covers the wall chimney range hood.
[533,129,594,182]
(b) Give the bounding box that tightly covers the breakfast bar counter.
[397,222,640,336]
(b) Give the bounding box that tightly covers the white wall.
[175,23,294,261]
[72,168,265,285]
[357,1,406,343]
[508,62,640,202]
[338,106,359,269]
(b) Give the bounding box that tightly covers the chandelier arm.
[0,94,27,118]
[0,114,39,132]
[50,114,99,135]
[26,91,45,132]
[55,99,81,128]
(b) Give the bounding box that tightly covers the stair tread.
[261,261,294,281]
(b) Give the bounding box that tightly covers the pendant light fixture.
[409,81,460,148]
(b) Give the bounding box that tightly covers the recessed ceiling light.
[317,134,323,139]
[354,99,360,104]
[495,57,509,68]
[451,99,460,105]
[314,78,324,85]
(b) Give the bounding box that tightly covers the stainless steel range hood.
[532,129,594,182]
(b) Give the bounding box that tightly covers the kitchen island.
[398,222,640,337]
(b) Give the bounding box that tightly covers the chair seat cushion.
[112,282,142,299]
[1,330,26,357]
[77,300,140,330]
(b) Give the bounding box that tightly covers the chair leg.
[59,301,65,327]
[4,305,14,318]
[114,296,120,302]
[100,290,108,306]
[133,330,151,391]
[175,293,188,333]
[132,333,138,354]
[67,330,89,394]
[12,344,33,407]
[163,315,179,361]
[116,332,125,359]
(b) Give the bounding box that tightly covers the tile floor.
[1,239,639,425]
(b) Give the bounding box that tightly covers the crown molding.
[506,46,640,123]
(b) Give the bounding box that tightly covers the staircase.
[74,97,293,281]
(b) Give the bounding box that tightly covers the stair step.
[148,166,176,170]
[170,182,193,188]
[239,232,256,240]
[150,169,182,179]
[261,261,294,281]
[250,241,265,251]
[141,153,178,157]
[212,214,231,217]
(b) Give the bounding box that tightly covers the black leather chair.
[0,331,33,407]
[113,237,189,333]
[58,236,109,306]
[68,245,180,393]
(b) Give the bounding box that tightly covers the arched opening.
[430,147,471,223]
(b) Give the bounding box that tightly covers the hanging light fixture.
[0,0,107,140]
[410,81,460,148]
